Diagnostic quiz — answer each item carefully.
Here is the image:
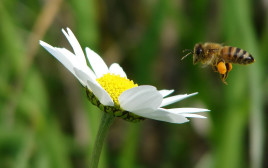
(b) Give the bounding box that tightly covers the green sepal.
[86,88,145,122]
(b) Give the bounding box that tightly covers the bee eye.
[196,47,203,55]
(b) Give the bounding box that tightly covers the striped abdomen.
[221,46,255,64]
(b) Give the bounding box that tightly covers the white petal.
[74,68,114,106]
[86,80,114,106]
[56,47,85,69]
[56,47,96,82]
[62,28,87,64]
[160,92,198,107]
[168,108,210,114]
[119,85,162,112]
[109,63,127,78]
[85,47,109,78]
[132,108,189,124]
[180,113,206,118]
[65,49,97,81]
[40,41,74,71]
[158,90,174,97]
[73,67,94,89]
[40,41,84,84]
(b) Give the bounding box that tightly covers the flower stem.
[90,112,115,168]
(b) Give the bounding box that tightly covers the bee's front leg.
[212,65,218,72]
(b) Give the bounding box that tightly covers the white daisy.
[40,28,209,123]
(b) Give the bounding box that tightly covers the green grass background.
[0,0,267,168]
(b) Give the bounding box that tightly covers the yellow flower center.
[96,73,138,106]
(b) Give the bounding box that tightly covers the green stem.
[90,112,115,168]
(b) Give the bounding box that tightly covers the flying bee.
[182,42,255,84]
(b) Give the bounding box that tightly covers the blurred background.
[0,0,267,167]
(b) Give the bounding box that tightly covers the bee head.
[193,43,204,64]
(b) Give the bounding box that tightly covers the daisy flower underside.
[40,27,209,124]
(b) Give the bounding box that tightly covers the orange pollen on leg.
[217,62,227,74]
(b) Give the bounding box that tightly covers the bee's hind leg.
[220,73,228,85]
[216,61,228,84]
[226,63,232,73]
[217,61,227,74]
[219,63,232,84]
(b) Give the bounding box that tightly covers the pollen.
[217,62,227,74]
[96,73,138,106]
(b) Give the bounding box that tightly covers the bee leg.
[220,73,228,85]
[217,61,228,84]
[212,65,218,72]
[226,63,232,72]
[220,63,232,84]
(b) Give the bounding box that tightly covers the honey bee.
[182,42,255,84]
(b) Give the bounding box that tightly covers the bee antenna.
[181,49,193,60]
[182,49,192,53]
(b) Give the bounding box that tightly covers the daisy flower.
[40,28,208,124]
